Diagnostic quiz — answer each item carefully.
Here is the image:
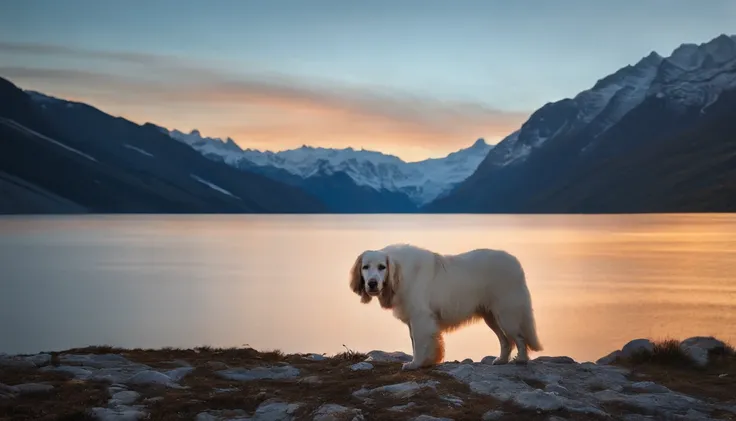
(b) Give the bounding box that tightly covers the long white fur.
[349,243,543,370]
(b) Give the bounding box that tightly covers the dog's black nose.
[367,280,378,289]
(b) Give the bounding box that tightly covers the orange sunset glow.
[0,46,531,161]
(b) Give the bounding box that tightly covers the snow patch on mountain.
[484,33,736,167]
[162,128,492,205]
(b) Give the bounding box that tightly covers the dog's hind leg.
[494,308,529,365]
[482,311,513,365]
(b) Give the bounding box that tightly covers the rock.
[0,383,18,394]
[436,357,719,419]
[681,346,709,367]
[364,350,412,363]
[460,358,473,364]
[252,400,301,420]
[216,365,300,381]
[593,389,706,417]
[481,410,504,420]
[206,361,228,370]
[678,336,727,367]
[412,416,453,421]
[108,387,127,397]
[165,366,194,382]
[353,380,440,399]
[60,354,133,369]
[480,356,498,365]
[544,383,572,396]
[630,381,671,394]
[26,353,53,367]
[596,350,622,365]
[388,402,416,412]
[213,387,239,394]
[297,375,321,384]
[0,356,36,369]
[195,404,305,421]
[535,356,576,364]
[41,365,94,379]
[312,403,363,421]
[14,383,54,394]
[110,391,140,406]
[621,339,654,358]
[441,394,464,406]
[305,353,326,361]
[125,370,176,387]
[681,336,727,352]
[167,359,191,367]
[88,405,146,421]
[513,389,565,411]
[350,362,373,371]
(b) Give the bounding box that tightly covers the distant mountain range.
[1,33,735,214]
[152,126,493,212]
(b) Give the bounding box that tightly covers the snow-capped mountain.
[162,128,494,206]
[479,33,736,170]
[427,33,736,213]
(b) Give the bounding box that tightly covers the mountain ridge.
[425,32,736,213]
[0,77,327,214]
[156,125,495,207]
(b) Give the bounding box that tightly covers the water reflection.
[0,214,734,362]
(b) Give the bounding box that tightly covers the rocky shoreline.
[1,336,734,421]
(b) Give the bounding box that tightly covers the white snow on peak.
[486,33,736,167]
[163,127,493,205]
[168,129,244,165]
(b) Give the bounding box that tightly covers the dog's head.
[349,250,401,308]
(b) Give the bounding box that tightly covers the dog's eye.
[378,264,386,271]
[362,265,369,270]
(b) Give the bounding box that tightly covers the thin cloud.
[0,42,530,159]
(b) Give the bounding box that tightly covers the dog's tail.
[522,305,544,352]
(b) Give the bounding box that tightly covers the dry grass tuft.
[625,337,736,370]
[628,338,695,367]
[616,336,736,405]
[331,344,368,362]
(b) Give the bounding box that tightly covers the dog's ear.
[349,252,372,304]
[379,255,401,309]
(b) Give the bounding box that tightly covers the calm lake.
[1,214,735,363]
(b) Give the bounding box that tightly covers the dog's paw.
[511,357,529,366]
[490,357,509,365]
[401,362,421,371]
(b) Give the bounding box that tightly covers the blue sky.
[2,0,735,161]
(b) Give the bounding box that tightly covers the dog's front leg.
[408,323,415,357]
[402,316,439,371]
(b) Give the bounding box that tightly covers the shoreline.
[1,336,734,420]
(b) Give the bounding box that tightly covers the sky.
[1,1,735,162]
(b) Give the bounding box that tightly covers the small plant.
[333,344,368,362]
[626,337,736,369]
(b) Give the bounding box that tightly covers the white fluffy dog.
[349,243,543,370]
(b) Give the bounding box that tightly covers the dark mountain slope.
[426,34,736,214]
[426,89,736,213]
[235,160,418,213]
[0,77,326,214]
[534,89,736,213]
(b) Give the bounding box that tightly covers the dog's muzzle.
[366,279,378,293]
